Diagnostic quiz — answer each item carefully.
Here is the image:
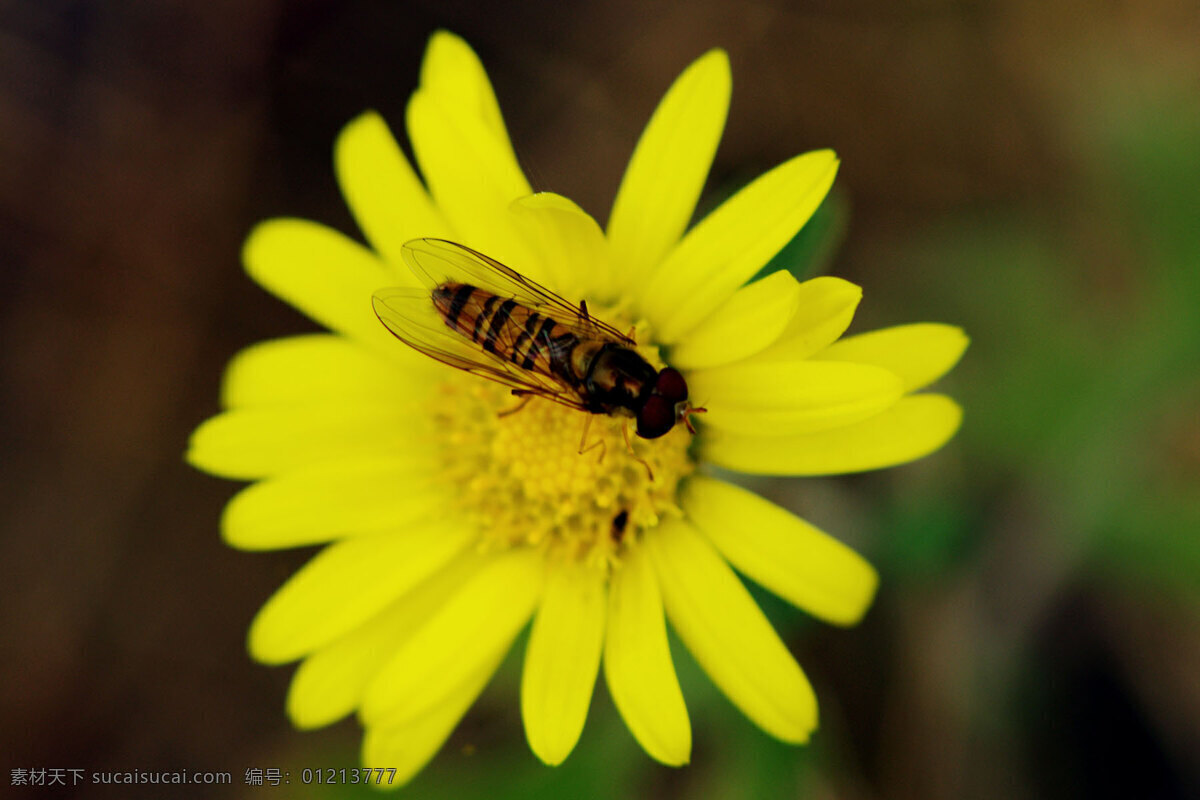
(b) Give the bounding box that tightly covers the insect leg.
[621,421,654,482]
[577,415,607,463]
[498,390,533,418]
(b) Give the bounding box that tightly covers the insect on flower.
[372,239,705,441]
[186,34,969,784]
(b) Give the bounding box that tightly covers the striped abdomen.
[432,282,584,384]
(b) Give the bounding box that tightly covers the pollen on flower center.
[430,373,694,570]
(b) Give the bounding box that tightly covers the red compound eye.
[637,395,675,439]
[654,368,688,403]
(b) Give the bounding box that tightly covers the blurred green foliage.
[871,79,1200,601]
[759,188,850,284]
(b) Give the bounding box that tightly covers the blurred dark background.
[2,1,1197,798]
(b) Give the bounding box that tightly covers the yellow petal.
[221,456,448,551]
[242,219,412,358]
[607,50,731,292]
[750,276,862,362]
[186,402,431,480]
[521,561,607,766]
[220,334,431,409]
[815,323,969,393]
[406,33,532,266]
[405,90,535,269]
[248,521,476,664]
[508,193,613,302]
[420,31,514,148]
[667,271,801,370]
[287,550,483,729]
[604,543,691,766]
[682,477,878,626]
[643,151,840,342]
[360,548,543,726]
[646,519,818,743]
[701,393,964,475]
[334,111,450,268]
[362,643,507,788]
[687,360,903,436]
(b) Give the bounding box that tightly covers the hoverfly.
[372,239,703,440]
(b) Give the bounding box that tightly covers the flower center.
[429,348,694,570]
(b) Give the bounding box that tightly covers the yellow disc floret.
[431,372,694,571]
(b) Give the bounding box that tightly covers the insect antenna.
[682,404,707,434]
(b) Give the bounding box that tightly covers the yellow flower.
[188,31,966,786]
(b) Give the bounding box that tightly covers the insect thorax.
[583,344,658,415]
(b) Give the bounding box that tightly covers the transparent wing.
[401,238,636,346]
[371,287,591,412]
